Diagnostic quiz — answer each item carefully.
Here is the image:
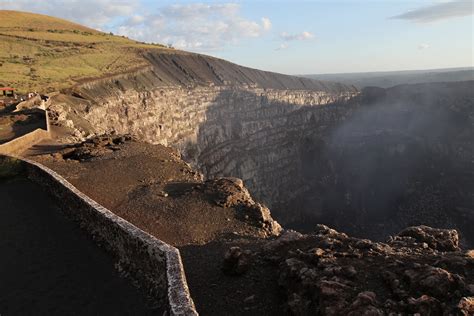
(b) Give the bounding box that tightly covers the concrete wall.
[2,155,198,315]
[0,107,50,155]
[0,128,50,155]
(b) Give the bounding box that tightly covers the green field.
[0,10,171,94]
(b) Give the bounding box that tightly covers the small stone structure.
[0,128,50,155]
[0,108,50,155]
[1,154,198,315]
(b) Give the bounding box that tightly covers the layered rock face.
[49,51,358,208]
[54,89,356,206]
[49,51,473,247]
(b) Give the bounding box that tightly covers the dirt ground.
[29,137,283,315]
[0,177,161,315]
[179,238,283,316]
[30,138,272,246]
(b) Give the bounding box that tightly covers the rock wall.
[0,128,49,155]
[49,51,358,207]
[51,84,358,206]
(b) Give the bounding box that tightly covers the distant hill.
[0,10,171,93]
[0,10,351,95]
[302,67,474,89]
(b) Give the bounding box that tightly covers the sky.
[0,0,472,74]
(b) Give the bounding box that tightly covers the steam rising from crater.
[284,83,474,246]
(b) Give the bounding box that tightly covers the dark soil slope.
[144,52,352,91]
[69,51,356,101]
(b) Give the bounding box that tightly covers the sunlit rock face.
[66,85,356,209]
[51,51,358,212]
[50,52,473,246]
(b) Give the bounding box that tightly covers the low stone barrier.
[14,95,43,111]
[0,128,50,155]
[1,155,198,315]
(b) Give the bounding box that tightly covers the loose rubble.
[59,134,135,161]
[222,225,473,315]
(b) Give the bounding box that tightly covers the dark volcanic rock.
[242,225,473,315]
[394,225,460,251]
[204,177,249,208]
[61,135,134,161]
[203,177,282,237]
[222,246,252,276]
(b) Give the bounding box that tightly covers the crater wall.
[50,51,358,207]
[49,50,474,246]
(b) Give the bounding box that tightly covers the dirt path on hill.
[0,177,161,315]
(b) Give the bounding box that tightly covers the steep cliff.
[50,75,474,248]
[47,50,358,207]
[276,82,474,246]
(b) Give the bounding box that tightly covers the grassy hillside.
[0,10,172,93]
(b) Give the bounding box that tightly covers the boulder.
[222,246,251,275]
[405,266,464,299]
[457,297,474,315]
[395,225,460,251]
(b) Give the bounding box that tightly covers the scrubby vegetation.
[0,10,170,93]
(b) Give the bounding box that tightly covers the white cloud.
[0,1,272,52]
[276,31,314,50]
[117,3,272,51]
[275,43,289,51]
[280,31,314,41]
[262,17,272,31]
[391,0,473,23]
[418,43,430,50]
[274,30,314,51]
[0,0,138,29]
[128,15,145,26]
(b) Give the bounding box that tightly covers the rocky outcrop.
[60,134,134,161]
[231,225,474,315]
[203,177,282,236]
[393,225,460,251]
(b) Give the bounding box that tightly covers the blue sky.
[1,0,472,74]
